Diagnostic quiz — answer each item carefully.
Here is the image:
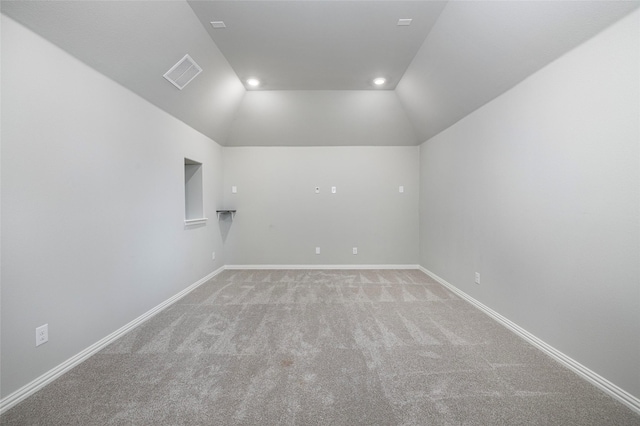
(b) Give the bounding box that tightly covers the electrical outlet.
[36,324,48,347]
[475,272,481,285]
[315,247,321,255]
[353,247,358,255]
[212,252,216,260]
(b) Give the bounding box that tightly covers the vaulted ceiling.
[2,1,638,146]
[188,0,447,91]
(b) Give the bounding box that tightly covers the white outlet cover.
[399,186,404,193]
[315,247,321,255]
[36,324,48,347]
[331,186,337,194]
[231,186,237,193]
[353,247,358,255]
[315,187,320,193]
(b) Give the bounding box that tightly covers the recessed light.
[397,19,412,26]
[246,78,260,87]
[210,21,226,29]
[373,77,386,86]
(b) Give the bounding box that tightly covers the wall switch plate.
[231,186,237,194]
[399,186,404,193]
[315,187,320,194]
[36,324,48,347]
[212,252,216,260]
[315,247,321,255]
[475,272,481,284]
[331,186,336,194]
[353,247,358,255]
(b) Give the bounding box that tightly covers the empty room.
[1,0,639,424]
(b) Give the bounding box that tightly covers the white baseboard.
[225,264,420,270]
[418,266,640,415]
[0,266,225,415]
[5,265,637,416]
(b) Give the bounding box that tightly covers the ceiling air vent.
[163,54,202,90]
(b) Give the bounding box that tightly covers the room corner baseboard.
[417,266,640,415]
[224,264,420,270]
[0,266,225,415]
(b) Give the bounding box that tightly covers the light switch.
[399,186,404,193]
[331,186,337,194]
[232,186,237,194]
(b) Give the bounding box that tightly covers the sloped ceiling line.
[2,0,638,146]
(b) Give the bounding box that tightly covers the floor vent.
[163,54,202,90]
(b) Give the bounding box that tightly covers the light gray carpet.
[2,269,638,425]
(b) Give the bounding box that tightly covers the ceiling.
[188,1,447,90]
[2,1,639,146]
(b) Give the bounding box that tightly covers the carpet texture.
[2,269,638,425]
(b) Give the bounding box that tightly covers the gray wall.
[2,5,638,406]
[222,147,419,266]
[1,16,225,398]
[1,0,247,145]
[418,10,639,398]
[395,1,639,143]
[226,90,418,146]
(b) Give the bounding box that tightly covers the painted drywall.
[1,16,225,398]
[396,1,639,143]
[226,90,418,146]
[419,10,639,398]
[223,147,419,265]
[1,0,247,145]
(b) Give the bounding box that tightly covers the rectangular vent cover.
[163,54,202,90]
